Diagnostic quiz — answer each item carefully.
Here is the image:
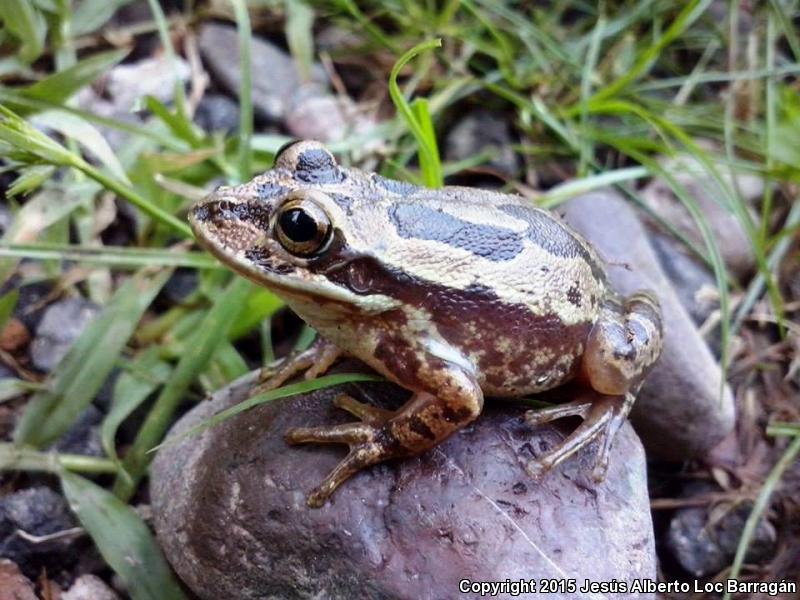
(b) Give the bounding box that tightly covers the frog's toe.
[285,422,375,445]
[333,393,395,426]
[285,421,388,507]
[254,337,343,393]
[305,445,384,507]
[524,398,593,426]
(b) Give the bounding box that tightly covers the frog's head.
[189,140,399,313]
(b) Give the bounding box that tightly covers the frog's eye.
[274,197,332,257]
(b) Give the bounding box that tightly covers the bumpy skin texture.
[189,140,663,507]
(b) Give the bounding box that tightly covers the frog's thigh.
[581,291,662,396]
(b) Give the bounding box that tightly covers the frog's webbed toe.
[254,337,343,393]
[286,420,387,507]
[524,391,635,482]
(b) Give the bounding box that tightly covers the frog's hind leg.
[524,390,635,481]
[286,361,483,507]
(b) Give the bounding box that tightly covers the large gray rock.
[561,191,735,460]
[152,368,655,600]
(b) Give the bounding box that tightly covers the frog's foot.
[287,362,484,507]
[254,337,342,393]
[524,391,635,482]
[286,420,392,507]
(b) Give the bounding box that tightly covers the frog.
[188,140,663,508]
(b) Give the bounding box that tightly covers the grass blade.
[21,49,128,105]
[0,0,46,62]
[230,0,253,182]
[102,348,172,465]
[61,472,187,600]
[0,443,117,474]
[388,39,444,188]
[113,276,253,500]
[0,243,222,270]
[14,268,172,447]
[152,373,384,452]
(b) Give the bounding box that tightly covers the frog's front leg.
[524,291,662,481]
[254,336,343,393]
[286,358,483,507]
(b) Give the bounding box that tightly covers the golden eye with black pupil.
[274,198,332,257]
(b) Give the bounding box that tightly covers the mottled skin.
[189,140,663,507]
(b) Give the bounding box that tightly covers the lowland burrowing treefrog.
[189,141,663,507]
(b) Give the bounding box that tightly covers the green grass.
[0,0,798,595]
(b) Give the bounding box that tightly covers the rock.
[194,94,240,134]
[285,88,379,146]
[75,55,191,151]
[0,203,12,236]
[561,190,735,460]
[640,155,762,278]
[648,232,718,327]
[0,559,37,600]
[30,297,100,372]
[51,404,104,457]
[198,23,326,123]
[0,486,78,578]
[12,281,51,332]
[667,485,775,577]
[152,368,656,600]
[445,111,519,177]
[160,267,199,306]
[62,574,121,600]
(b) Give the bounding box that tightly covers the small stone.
[194,94,240,134]
[12,282,51,332]
[285,88,379,146]
[667,486,775,577]
[198,23,326,122]
[445,111,519,177]
[160,267,199,306]
[561,190,735,460]
[62,574,121,600]
[0,318,30,352]
[152,367,656,600]
[0,559,37,600]
[0,486,78,579]
[30,297,100,372]
[51,404,104,457]
[640,155,763,278]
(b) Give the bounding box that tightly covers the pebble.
[30,297,100,372]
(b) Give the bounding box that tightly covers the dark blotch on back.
[294,149,344,184]
[499,204,608,283]
[389,203,524,262]
[567,284,582,307]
